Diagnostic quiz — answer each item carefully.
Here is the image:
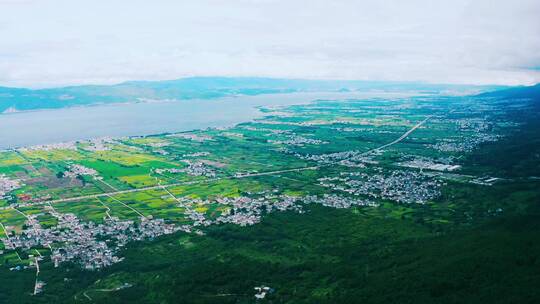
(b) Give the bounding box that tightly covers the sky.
[1,0,539,88]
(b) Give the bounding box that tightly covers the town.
[0,92,519,298]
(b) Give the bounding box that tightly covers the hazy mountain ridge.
[0,77,506,113]
[477,83,540,100]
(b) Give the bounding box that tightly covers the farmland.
[0,86,539,303]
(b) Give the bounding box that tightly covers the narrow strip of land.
[32,257,40,295]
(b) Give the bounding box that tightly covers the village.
[1,188,384,272]
[0,90,517,301]
[318,169,443,204]
[0,112,501,274]
[2,205,183,270]
[0,174,22,198]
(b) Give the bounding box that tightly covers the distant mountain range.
[0,77,507,113]
[477,83,540,100]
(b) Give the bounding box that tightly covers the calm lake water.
[0,92,382,149]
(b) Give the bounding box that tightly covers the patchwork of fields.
[0,91,538,300]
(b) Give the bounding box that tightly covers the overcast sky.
[1,0,539,88]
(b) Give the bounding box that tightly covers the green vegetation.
[0,85,538,303]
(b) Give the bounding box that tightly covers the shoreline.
[0,93,319,151]
[0,89,426,117]
[3,122,241,152]
[0,91,426,150]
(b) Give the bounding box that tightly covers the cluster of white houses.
[302,194,378,209]
[285,149,379,167]
[429,117,500,153]
[319,169,443,204]
[178,194,304,228]
[268,135,327,146]
[0,174,22,198]
[180,161,217,177]
[429,132,500,153]
[181,192,379,228]
[169,133,213,142]
[63,164,98,179]
[80,137,116,151]
[2,207,183,270]
[18,141,78,152]
[398,158,461,172]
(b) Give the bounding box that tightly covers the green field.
[0,85,539,303]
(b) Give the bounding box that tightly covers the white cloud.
[0,0,539,87]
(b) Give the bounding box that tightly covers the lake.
[0,91,391,149]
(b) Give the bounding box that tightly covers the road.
[82,283,133,301]
[32,257,41,295]
[1,115,432,211]
[369,115,433,152]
